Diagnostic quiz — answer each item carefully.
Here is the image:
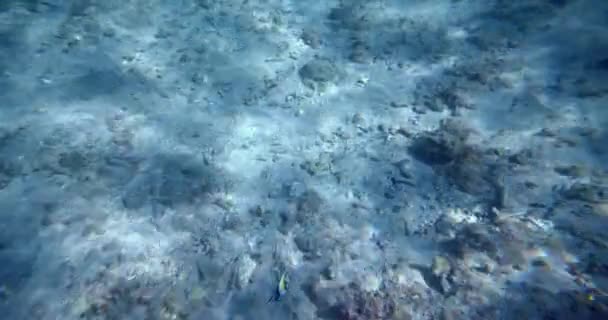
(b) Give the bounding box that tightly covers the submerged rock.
[408,135,457,165]
[508,149,534,166]
[432,256,452,277]
[0,158,20,189]
[554,165,588,178]
[563,183,608,203]
[300,154,332,176]
[408,120,472,166]
[299,58,339,90]
[301,29,321,48]
[409,120,503,199]
[295,189,324,224]
[235,255,257,289]
[305,280,396,320]
[414,83,473,114]
[445,224,498,259]
[350,39,371,64]
[58,150,89,171]
[121,154,219,210]
[444,150,495,196]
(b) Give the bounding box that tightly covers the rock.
[438,88,471,111]
[531,258,551,270]
[563,183,608,203]
[390,101,408,108]
[350,40,370,63]
[591,170,608,184]
[236,255,257,289]
[396,128,413,138]
[0,158,20,189]
[58,150,88,171]
[439,275,452,294]
[360,273,382,292]
[554,165,588,178]
[416,84,472,113]
[356,75,369,86]
[508,149,534,166]
[121,174,150,209]
[351,113,365,125]
[327,5,370,31]
[444,151,495,196]
[337,287,395,320]
[304,276,403,320]
[425,98,446,112]
[278,210,296,234]
[524,181,538,189]
[299,58,339,90]
[435,216,456,238]
[284,181,306,198]
[408,136,455,165]
[432,256,452,277]
[447,224,498,259]
[492,176,508,211]
[391,305,413,320]
[300,154,332,176]
[408,120,472,166]
[441,307,466,320]
[535,128,556,137]
[575,77,608,97]
[394,160,413,180]
[295,189,324,224]
[294,231,321,260]
[121,154,217,209]
[409,121,503,198]
[189,286,206,303]
[554,136,579,148]
[301,29,321,48]
[592,203,608,216]
[412,106,427,114]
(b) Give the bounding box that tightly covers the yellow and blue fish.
[267,272,288,303]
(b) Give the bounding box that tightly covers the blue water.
[0,1,607,319]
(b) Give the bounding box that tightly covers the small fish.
[575,287,608,305]
[267,272,288,303]
[587,290,608,302]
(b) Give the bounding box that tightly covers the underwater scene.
[0,0,607,319]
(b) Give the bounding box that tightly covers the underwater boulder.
[121,154,219,210]
[298,58,339,90]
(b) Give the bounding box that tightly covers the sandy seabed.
[0,1,607,319]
